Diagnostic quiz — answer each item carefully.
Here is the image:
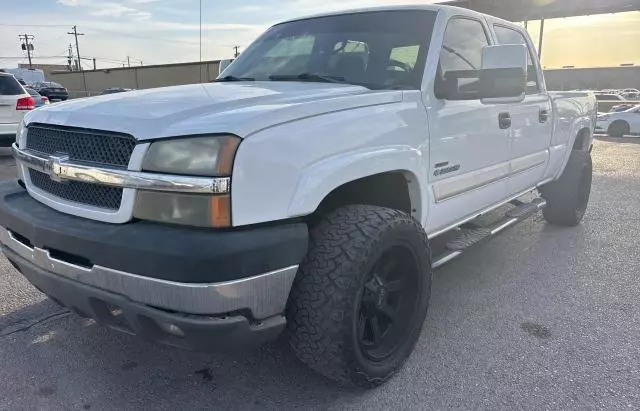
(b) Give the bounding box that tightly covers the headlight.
[142,135,240,176]
[135,135,240,227]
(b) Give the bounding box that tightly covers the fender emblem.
[434,164,460,176]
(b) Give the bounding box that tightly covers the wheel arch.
[572,127,592,151]
[286,149,428,225]
[308,170,423,224]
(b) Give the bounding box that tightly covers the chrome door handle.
[539,109,550,123]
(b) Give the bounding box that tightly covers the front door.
[426,17,511,234]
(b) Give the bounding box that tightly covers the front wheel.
[287,205,432,387]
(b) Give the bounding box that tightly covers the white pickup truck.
[0,5,595,387]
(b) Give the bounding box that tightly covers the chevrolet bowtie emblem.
[44,154,70,182]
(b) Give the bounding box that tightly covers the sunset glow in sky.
[0,0,638,69]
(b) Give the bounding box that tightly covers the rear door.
[426,17,512,233]
[491,23,552,195]
[0,74,25,124]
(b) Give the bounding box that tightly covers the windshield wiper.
[213,75,255,82]
[268,73,346,84]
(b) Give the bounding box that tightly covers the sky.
[0,0,638,70]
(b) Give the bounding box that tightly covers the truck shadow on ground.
[0,207,621,409]
[2,298,366,409]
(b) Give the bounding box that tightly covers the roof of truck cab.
[277,3,488,25]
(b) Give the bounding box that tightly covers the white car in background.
[0,72,34,147]
[621,92,640,101]
[595,93,626,102]
[597,105,640,137]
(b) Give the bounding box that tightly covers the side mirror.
[479,44,527,104]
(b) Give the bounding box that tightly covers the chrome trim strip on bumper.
[0,227,297,319]
[11,144,229,194]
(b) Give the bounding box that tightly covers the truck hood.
[25,82,402,140]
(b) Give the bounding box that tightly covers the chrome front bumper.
[0,226,298,320]
[11,143,230,194]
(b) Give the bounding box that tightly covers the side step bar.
[431,198,546,269]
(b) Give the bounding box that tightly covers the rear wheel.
[608,120,630,137]
[287,205,431,387]
[540,150,592,226]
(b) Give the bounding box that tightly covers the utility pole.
[68,26,84,68]
[68,26,88,97]
[67,44,74,71]
[233,46,240,58]
[127,56,131,67]
[19,34,35,68]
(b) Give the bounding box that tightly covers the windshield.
[220,10,437,90]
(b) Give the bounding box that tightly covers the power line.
[0,24,70,27]
[84,27,197,45]
[0,55,67,59]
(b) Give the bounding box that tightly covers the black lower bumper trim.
[6,247,285,351]
[0,180,308,283]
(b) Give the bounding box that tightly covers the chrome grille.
[29,169,123,210]
[26,124,136,168]
[24,124,135,211]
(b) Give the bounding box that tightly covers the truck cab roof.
[279,3,512,26]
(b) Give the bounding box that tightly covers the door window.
[436,18,489,100]
[493,25,541,94]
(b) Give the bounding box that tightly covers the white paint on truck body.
[20,4,596,237]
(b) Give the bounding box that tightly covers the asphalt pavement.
[0,137,639,410]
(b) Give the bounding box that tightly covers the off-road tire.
[287,205,432,387]
[540,150,592,226]
[608,120,630,138]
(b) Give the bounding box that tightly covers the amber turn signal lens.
[210,194,231,227]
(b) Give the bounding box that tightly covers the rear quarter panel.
[544,91,596,181]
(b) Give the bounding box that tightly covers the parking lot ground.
[0,137,639,410]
